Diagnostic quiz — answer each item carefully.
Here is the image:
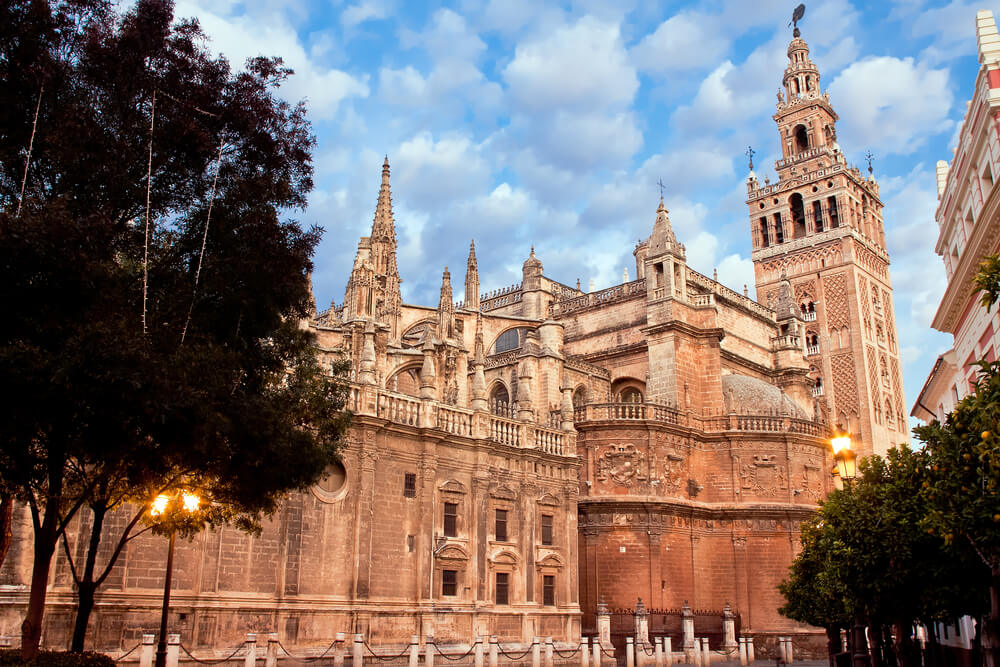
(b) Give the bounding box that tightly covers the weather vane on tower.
[865,151,874,176]
[789,4,805,38]
[657,178,666,201]
[746,146,755,171]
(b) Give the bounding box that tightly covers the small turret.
[438,267,455,339]
[464,240,480,311]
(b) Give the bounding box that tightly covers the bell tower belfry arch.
[747,30,906,459]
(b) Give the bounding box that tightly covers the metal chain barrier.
[113,642,142,662]
[179,643,245,665]
[496,640,535,661]
[430,639,480,661]
[277,638,340,663]
[599,644,617,659]
[364,640,415,661]
[641,643,656,657]
[551,643,582,659]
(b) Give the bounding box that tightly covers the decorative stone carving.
[596,444,648,486]
[662,453,685,494]
[737,455,788,496]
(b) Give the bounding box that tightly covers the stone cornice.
[578,497,818,521]
[641,321,726,342]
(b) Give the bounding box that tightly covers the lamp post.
[151,491,200,667]
[829,431,868,667]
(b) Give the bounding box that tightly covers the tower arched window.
[793,125,809,153]
[789,193,807,239]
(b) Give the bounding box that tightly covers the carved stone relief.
[596,444,648,486]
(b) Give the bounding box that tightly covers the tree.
[915,255,1000,667]
[779,448,987,667]
[0,0,350,656]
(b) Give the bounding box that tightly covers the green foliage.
[0,0,350,653]
[780,447,988,631]
[0,649,115,667]
[974,255,1000,311]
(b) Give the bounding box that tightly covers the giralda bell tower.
[747,25,906,459]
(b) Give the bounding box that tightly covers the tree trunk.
[985,567,1000,667]
[0,496,13,570]
[827,625,841,667]
[883,625,898,667]
[870,622,886,667]
[890,621,919,667]
[71,504,107,652]
[20,505,60,660]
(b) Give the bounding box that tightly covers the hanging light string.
[141,89,156,336]
[180,138,225,345]
[16,86,44,219]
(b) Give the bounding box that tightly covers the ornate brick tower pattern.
[748,33,906,458]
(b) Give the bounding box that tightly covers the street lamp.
[831,431,857,483]
[829,432,870,667]
[150,491,200,667]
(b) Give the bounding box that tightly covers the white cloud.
[341,0,391,27]
[393,132,493,211]
[717,254,756,296]
[828,57,953,156]
[630,12,724,72]
[174,1,369,119]
[503,16,638,112]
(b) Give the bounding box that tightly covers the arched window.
[572,386,588,408]
[618,387,643,403]
[494,329,522,354]
[794,125,809,153]
[389,366,421,396]
[789,193,807,239]
[490,384,511,416]
[759,218,770,248]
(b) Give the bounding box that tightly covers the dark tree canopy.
[0,0,349,655]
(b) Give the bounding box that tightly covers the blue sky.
[175,0,997,431]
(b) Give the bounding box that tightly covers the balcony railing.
[807,345,820,356]
[574,401,825,436]
[801,311,817,321]
[812,386,824,397]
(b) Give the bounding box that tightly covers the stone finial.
[419,335,436,399]
[647,198,685,260]
[372,156,395,241]
[438,267,454,338]
[978,10,1000,66]
[359,320,377,385]
[465,240,480,311]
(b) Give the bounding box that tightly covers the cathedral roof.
[722,374,807,419]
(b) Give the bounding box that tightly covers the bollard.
[490,636,499,667]
[426,636,435,667]
[410,636,420,667]
[140,634,156,667]
[626,637,635,667]
[637,636,645,667]
[353,634,364,667]
[582,636,590,667]
[664,637,672,667]
[738,638,747,667]
[746,637,755,665]
[532,636,541,667]
[545,637,554,667]
[784,637,793,664]
[166,634,180,667]
[655,637,663,667]
[244,633,257,667]
[692,637,700,667]
[592,636,601,667]
[700,639,709,666]
[475,636,485,667]
[266,633,279,667]
[335,633,346,667]
[777,637,785,664]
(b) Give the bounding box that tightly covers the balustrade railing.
[806,344,820,356]
[490,414,522,447]
[549,279,646,317]
[801,311,817,321]
[377,392,421,426]
[573,401,824,436]
[771,334,801,350]
[437,405,472,436]
[534,427,564,455]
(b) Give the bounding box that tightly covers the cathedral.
[0,30,904,659]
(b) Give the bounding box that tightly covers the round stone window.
[313,461,348,502]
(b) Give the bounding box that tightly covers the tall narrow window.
[541,514,553,546]
[441,570,457,596]
[774,213,784,244]
[444,502,458,537]
[496,509,508,542]
[495,572,509,605]
[404,473,416,498]
[813,200,824,232]
[759,218,770,247]
[543,575,555,606]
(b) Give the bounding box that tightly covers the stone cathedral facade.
[0,31,902,657]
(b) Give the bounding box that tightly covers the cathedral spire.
[438,266,455,338]
[372,156,395,241]
[647,198,684,260]
[465,240,480,311]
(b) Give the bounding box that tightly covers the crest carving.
[737,455,788,496]
[662,452,685,494]
[596,444,647,486]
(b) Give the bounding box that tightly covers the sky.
[172,0,997,432]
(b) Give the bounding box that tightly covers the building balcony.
[801,311,817,322]
[573,401,826,436]
[806,345,820,356]
[812,386,824,397]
